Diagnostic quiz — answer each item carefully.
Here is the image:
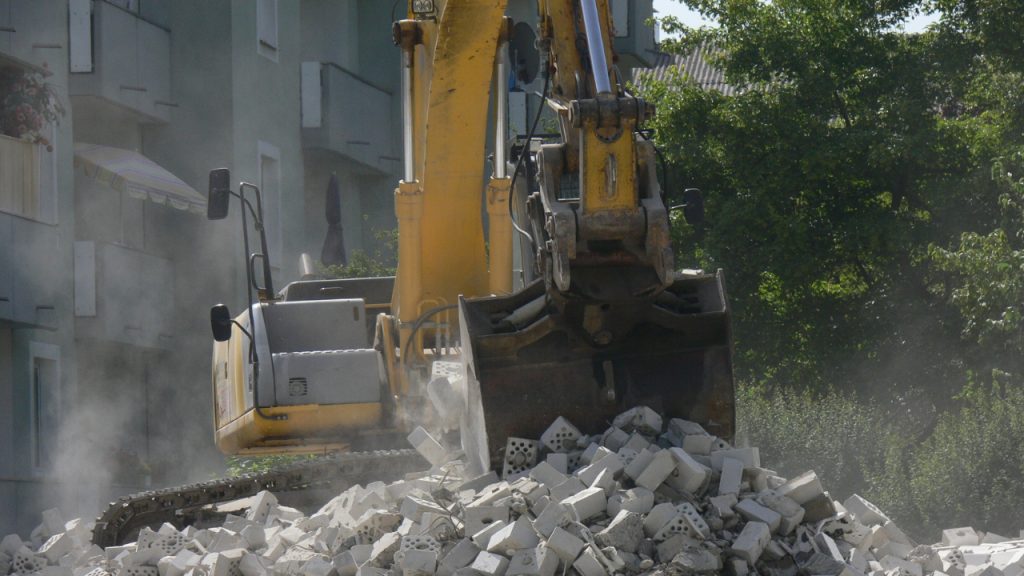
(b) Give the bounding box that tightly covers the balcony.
[68,0,172,123]
[74,242,175,350]
[0,209,61,330]
[301,62,399,174]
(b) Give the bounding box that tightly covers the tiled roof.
[635,44,739,96]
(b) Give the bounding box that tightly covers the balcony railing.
[0,134,40,221]
[301,62,399,174]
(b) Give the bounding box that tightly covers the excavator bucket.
[458,270,735,474]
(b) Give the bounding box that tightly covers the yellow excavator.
[93,0,734,546]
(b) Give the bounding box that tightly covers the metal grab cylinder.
[495,35,509,178]
[580,0,612,94]
[486,178,513,295]
[402,47,415,182]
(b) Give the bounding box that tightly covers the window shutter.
[69,0,93,72]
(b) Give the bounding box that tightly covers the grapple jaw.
[458,270,735,475]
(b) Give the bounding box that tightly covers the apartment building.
[0,0,655,535]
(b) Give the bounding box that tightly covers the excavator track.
[91,449,426,548]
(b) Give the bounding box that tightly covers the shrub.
[909,383,1024,536]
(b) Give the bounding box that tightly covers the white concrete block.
[560,487,607,522]
[607,488,654,517]
[572,548,608,576]
[666,448,710,494]
[682,435,715,456]
[247,491,278,524]
[719,458,744,496]
[710,448,760,471]
[528,462,567,489]
[39,533,73,563]
[635,450,675,490]
[464,506,510,537]
[544,454,568,475]
[670,546,722,573]
[613,406,662,435]
[546,527,585,563]
[735,498,782,533]
[590,468,616,497]
[728,557,750,576]
[731,521,771,564]
[471,521,508,550]
[487,518,540,557]
[760,491,805,535]
[41,508,64,537]
[532,501,569,539]
[656,533,700,563]
[441,539,481,574]
[408,426,450,467]
[943,528,981,547]
[709,494,737,518]
[595,511,644,553]
[623,448,656,481]
[575,454,624,486]
[303,556,338,576]
[776,471,824,505]
[369,532,402,567]
[11,546,46,575]
[600,427,630,452]
[503,438,540,479]
[643,502,679,536]
[881,521,911,545]
[402,549,439,576]
[623,433,651,453]
[549,478,586,503]
[880,556,924,576]
[844,495,890,527]
[506,545,557,576]
[652,505,707,543]
[401,496,449,524]
[459,472,501,494]
[541,417,583,453]
[470,551,510,576]
[333,550,360,576]
[159,549,202,576]
[469,483,512,509]
[0,534,23,556]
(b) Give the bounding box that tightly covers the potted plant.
[0,64,65,151]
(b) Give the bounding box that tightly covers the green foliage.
[320,227,398,279]
[909,382,1024,535]
[644,0,1024,399]
[647,0,1024,536]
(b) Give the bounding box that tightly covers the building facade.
[0,0,655,536]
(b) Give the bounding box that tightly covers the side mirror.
[210,304,233,342]
[207,168,231,220]
[682,188,704,225]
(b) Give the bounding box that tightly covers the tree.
[643,0,1023,400]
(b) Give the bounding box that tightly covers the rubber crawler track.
[91,449,426,547]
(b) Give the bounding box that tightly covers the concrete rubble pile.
[3,405,1024,576]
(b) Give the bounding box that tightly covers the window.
[257,0,278,61]
[258,141,282,266]
[29,342,60,471]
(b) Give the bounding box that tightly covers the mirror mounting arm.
[240,182,276,299]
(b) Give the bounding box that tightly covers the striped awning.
[73,143,206,214]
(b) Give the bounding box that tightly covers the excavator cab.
[206,169,403,454]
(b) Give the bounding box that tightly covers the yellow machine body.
[210,0,735,464]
